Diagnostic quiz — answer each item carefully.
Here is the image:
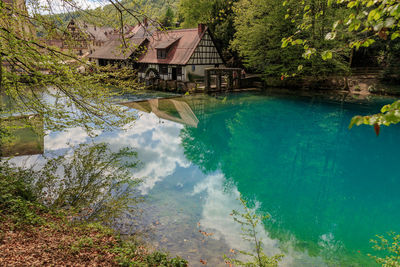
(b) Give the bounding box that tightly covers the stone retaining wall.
[144,79,199,93]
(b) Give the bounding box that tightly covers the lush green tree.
[1,143,141,224]
[32,143,141,223]
[161,6,175,28]
[280,0,352,77]
[178,0,238,58]
[178,0,217,28]
[231,0,305,77]
[281,0,400,70]
[231,0,353,80]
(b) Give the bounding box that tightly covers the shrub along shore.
[0,170,188,267]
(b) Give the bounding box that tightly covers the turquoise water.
[13,92,400,266]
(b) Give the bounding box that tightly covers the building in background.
[88,21,156,66]
[46,19,124,57]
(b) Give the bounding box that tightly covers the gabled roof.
[89,37,148,60]
[126,23,158,38]
[154,37,181,49]
[138,28,207,65]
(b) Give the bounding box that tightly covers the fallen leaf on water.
[199,230,214,237]
[374,123,380,136]
[200,259,207,265]
[225,260,233,267]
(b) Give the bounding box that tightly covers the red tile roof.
[138,27,206,65]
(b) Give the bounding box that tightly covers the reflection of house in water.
[0,114,44,157]
[123,95,250,128]
[125,98,200,127]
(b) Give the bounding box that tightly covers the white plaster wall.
[180,67,186,82]
[140,64,209,82]
[140,64,187,81]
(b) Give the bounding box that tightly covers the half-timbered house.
[137,24,225,82]
[63,19,117,56]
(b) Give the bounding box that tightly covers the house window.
[176,67,182,76]
[160,65,168,75]
[191,65,196,72]
[157,49,167,59]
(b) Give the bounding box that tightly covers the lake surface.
[11,92,400,266]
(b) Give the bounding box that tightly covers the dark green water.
[14,92,400,266]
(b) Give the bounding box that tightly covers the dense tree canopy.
[178,0,238,59]
[232,0,352,78]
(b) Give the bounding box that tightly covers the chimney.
[198,24,206,35]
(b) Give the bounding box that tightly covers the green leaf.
[391,32,400,40]
[361,38,376,47]
[373,11,381,21]
[321,50,333,60]
[347,1,358,8]
[281,38,290,48]
[368,9,377,21]
[349,116,362,129]
[293,39,303,45]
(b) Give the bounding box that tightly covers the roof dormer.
[155,37,181,60]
